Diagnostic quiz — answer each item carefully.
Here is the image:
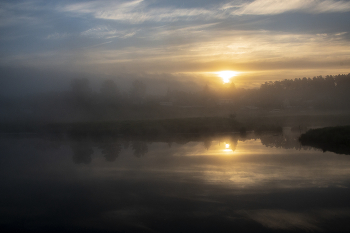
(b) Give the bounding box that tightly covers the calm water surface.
[1,130,350,232]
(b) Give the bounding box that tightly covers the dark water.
[1,129,350,232]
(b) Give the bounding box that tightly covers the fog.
[2,1,350,232]
[1,70,350,125]
[0,66,207,98]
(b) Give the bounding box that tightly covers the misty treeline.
[1,73,350,122]
[204,73,350,111]
[256,74,350,109]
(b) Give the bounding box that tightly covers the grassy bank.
[299,126,350,155]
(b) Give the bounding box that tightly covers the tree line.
[1,73,350,123]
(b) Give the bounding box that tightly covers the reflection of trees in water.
[221,136,238,152]
[101,143,122,162]
[259,133,310,150]
[200,133,310,152]
[203,140,212,150]
[229,138,238,152]
[67,132,316,165]
[131,141,148,158]
[123,140,129,149]
[71,142,93,164]
[174,138,190,145]
[202,135,238,151]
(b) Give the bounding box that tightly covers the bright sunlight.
[217,71,239,83]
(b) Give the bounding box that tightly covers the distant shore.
[3,112,350,140]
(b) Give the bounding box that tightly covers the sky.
[1,0,350,95]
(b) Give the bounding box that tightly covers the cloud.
[59,0,350,23]
[61,0,143,15]
[3,29,350,75]
[60,0,220,23]
[233,0,350,15]
[81,26,137,39]
[84,41,113,49]
[46,32,68,40]
[0,1,50,27]
[148,23,219,39]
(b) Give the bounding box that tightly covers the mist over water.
[2,73,350,124]
[2,0,350,232]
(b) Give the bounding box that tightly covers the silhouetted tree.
[101,143,122,162]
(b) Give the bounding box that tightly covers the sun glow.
[222,143,234,153]
[217,71,238,83]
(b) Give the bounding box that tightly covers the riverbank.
[299,126,350,155]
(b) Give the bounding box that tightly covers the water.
[1,131,350,232]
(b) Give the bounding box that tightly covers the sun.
[217,71,238,83]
